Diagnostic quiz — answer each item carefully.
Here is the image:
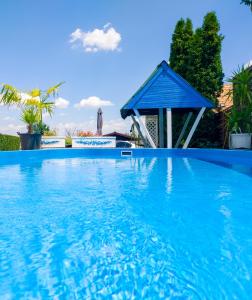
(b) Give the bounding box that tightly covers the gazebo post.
[183,107,206,149]
[166,108,172,149]
[175,112,193,148]
[158,108,164,148]
[131,115,148,147]
[133,109,156,148]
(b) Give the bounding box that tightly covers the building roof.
[120,60,214,119]
[217,83,233,112]
[103,131,133,140]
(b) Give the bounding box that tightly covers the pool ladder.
[121,150,133,157]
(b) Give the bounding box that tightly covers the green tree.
[169,12,224,103]
[188,13,224,147]
[241,0,252,10]
[189,12,224,103]
[187,28,203,88]
[169,12,224,147]
[169,18,194,146]
[169,18,193,80]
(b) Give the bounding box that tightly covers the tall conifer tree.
[189,12,224,146]
[199,12,224,102]
[169,18,193,80]
[170,12,224,104]
[169,12,224,147]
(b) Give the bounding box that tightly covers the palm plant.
[21,107,40,134]
[241,0,252,10]
[0,82,64,133]
[226,66,252,133]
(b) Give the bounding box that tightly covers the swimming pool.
[1,149,252,299]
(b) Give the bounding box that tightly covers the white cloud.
[3,116,14,121]
[55,97,69,109]
[74,96,113,108]
[0,123,26,135]
[103,118,131,133]
[70,24,121,52]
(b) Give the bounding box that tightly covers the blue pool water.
[1,150,252,299]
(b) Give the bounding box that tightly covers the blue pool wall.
[0,148,252,167]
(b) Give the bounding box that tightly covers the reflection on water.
[167,157,173,194]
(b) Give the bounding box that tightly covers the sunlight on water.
[0,157,252,299]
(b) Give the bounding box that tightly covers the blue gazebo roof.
[121,60,214,119]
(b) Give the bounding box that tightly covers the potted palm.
[0,83,63,150]
[227,67,252,149]
[19,107,41,150]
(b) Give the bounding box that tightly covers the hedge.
[0,134,20,151]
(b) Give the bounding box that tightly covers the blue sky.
[0,0,251,135]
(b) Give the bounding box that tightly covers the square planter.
[229,133,251,149]
[18,133,42,150]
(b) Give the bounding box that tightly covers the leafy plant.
[226,66,252,133]
[65,136,72,147]
[65,128,76,137]
[0,82,64,134]
[20,107,40,134]
[42,127,58,136]
[33,122,50,135]
[65,128,75,148]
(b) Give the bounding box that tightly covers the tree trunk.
[27,124,33,134]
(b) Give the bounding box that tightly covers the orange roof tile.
[217,84,233,112]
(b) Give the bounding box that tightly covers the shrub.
[0,134,20,151]
[77,130,94,137]
[43,129,58,136]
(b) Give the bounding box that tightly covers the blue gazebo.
[120,60,214,148]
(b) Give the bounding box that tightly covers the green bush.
[0,134,20,151]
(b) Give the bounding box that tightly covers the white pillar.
[183,107,206,149]
[167,108,172,149]
[159,108,164,148]
[133,109,156,148]
[175,112,193,148]
[131,115,148,147]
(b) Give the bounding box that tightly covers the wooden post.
[183,107,206,149]
[133,109,156,148]
[131,115,148,148]
[167,108,172,149]
[159,108,164,148]
[175,112,193,148]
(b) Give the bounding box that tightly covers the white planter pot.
[229,133,251,149]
